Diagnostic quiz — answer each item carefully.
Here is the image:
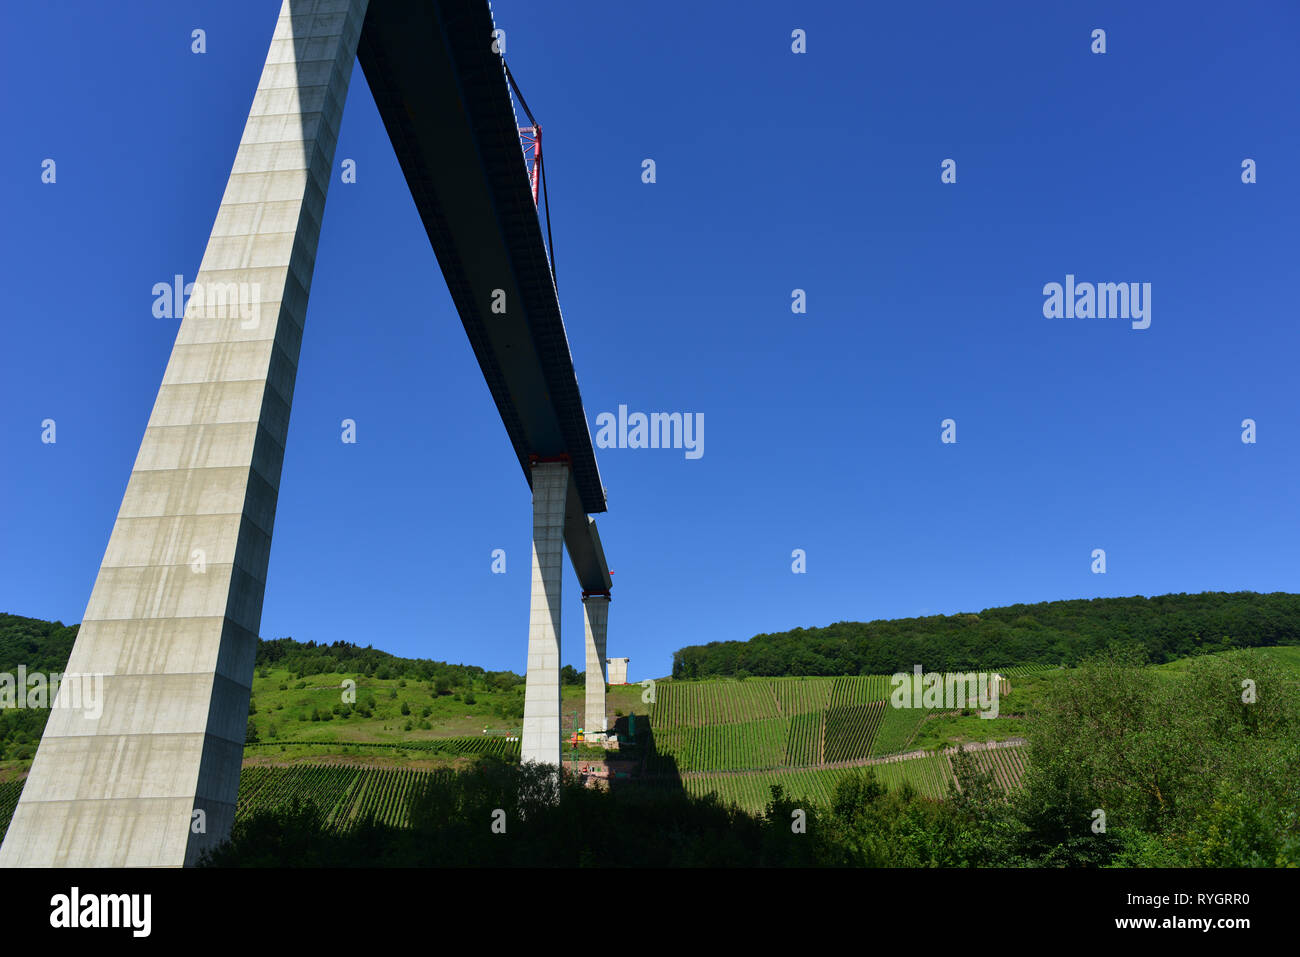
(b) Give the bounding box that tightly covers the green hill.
[2,608,1298,866]
[671,591,1300,678]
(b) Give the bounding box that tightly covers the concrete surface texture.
[521,461,569,767]
[0,0,370,867]
[582,596,610,741]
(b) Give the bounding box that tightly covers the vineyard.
[999,664,1054,678]
[0,779,22,843]
[785,711,823,766]
[651,680,783,728]
[244,736,520,759]
[676,743,1031,815]
[681,753,960,813]
[236,764,447,831]
[823,701,886,762]
[955,745,1029,791]
[644,673,1027,778]
[867,753,955,798]
[649,717,787,772]
[828,675,893,706]
[868,702,934,757]
[771,677,831,716]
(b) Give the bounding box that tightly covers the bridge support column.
[582,596,610,742]
[521,461,569,768]
[0,0,369,868]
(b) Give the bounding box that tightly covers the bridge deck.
[358,0,610,593]
[357,0,606,506]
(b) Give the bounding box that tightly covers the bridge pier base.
[582,596,610,742]
[521,462,569,768]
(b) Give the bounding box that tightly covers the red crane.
[519,124,541,206]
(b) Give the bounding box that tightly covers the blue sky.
[2,1,1297,679]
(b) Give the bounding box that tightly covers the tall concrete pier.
[0,0,371,867]
[521,462,568,767]
[2,0,615,868]
[582,596,610,741]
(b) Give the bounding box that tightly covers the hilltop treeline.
[0,615,529,693]
[0,614,81,759]
[254,637,527,692]
[0,613,590,709]
[672,592,1300,679]
[0,614,78,676]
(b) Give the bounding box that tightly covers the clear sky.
[2,1,1297,679]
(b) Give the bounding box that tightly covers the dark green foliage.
[0,613,78,675]
[1018,648,1300,867]
[672,591,1300,678]
[255,636,523,695]
[201,760,818,867]
[0,614,79,759]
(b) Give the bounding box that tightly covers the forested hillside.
[672,592,1300,678]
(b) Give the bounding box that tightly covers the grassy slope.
[246,669,648,748]
[643,647,1300,812]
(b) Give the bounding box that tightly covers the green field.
[643,671,1021,774]
[236,764,442,830]
[239,669,646,748]
[245,735,520,760]
[681,753,960,813]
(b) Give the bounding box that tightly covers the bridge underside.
[358,0,614,764]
